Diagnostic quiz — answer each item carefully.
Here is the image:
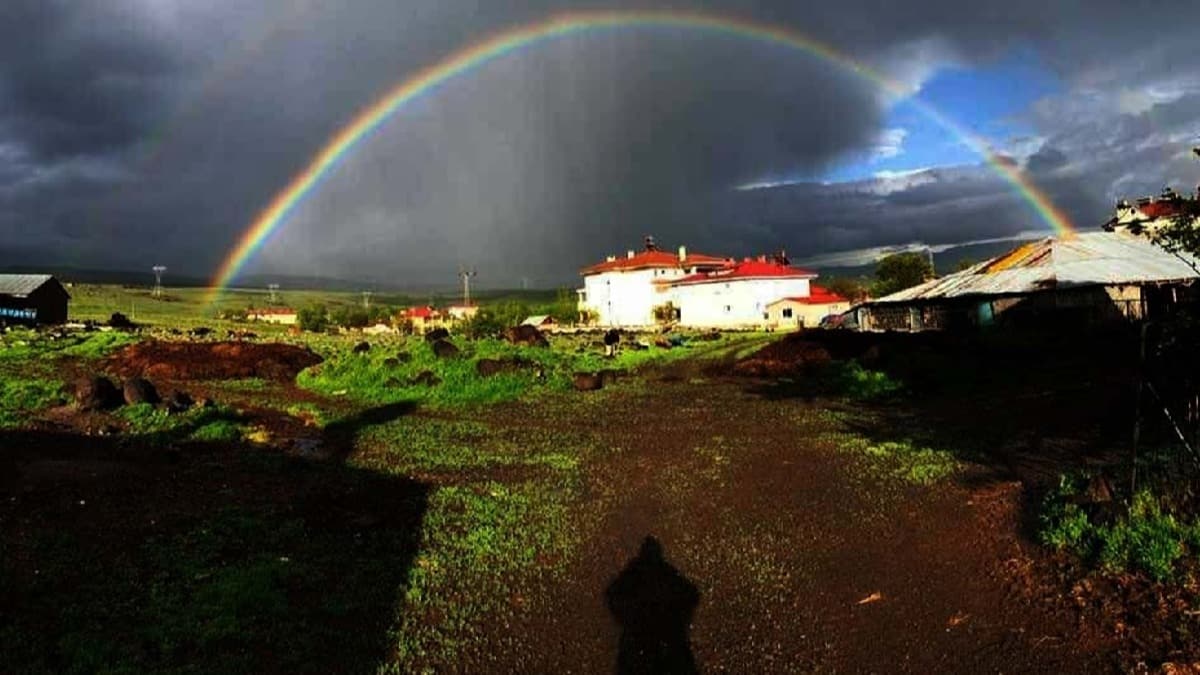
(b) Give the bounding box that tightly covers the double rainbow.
[208,9,1075,299]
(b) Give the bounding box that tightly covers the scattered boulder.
[396,351,412,363]
[122,377,160,406]
[504,324,549,348]
[572,372,603,391]
[382,357,400,368]
[424,328,450,343]
[108,312,135,329]
[189,326,213,338]
[1084,475,1114,504]
[598,368,628,385]
[431,339,460,359]
[476,357,535,378]
[411,370,441,387]
[166,390,194,413]
[74,375,123,411]
[352,341,371,354]
[628,341,649,351]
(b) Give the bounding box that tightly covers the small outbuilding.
[0,274,69,325]
[765,286,850,329]
[521,315,558,329]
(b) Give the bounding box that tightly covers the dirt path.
[476,374,1115,673]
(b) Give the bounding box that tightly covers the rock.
[74,376,123,411]
[476,357,534,377]
[1084,475,1114,504]
[411,370,441,386]
[504,324,549,348]
[382,357,400,368]
[122,377,160,406]
[628,341,649,351]
[108,312,134,329]
[189,326,212,338]
[424,328,450,343]
[396,351,412,363]
[598,368,628,385]
[352,341,371,354]
[431,339,460,359]
[166,390,194,413]
[572,372,603,391]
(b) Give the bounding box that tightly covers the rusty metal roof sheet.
[870,232,1200,304]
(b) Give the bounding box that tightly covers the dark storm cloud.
[5,0,1200,285]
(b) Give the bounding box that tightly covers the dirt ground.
[5,329,1197,673]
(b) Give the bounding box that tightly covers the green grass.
[297,332,771,409]
[822,360,904,400]
[389,480,581,670]
[117,403,247,442]
[822,433,959,486]
[1040,476,1200,581]
[0,327,138,362]
[0,377,67,428]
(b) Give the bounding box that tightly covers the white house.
[765,287,850,329]
[577,237,727,327]
[670,256,817,328]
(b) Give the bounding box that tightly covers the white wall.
[579,267,685,326]
[674,278,812,328]
[767,299,849,328]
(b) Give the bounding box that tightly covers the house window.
[762,312,769,320]
[724,305,731,313]
[782,308,793,319]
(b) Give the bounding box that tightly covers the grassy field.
[65,283,563,328]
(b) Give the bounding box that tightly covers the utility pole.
[361,291,373,310]
[458,266,478,306]
[268,283,280,304]
[152,265,166,298]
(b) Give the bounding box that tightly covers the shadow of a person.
[605,536,700,675]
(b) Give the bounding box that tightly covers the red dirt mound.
[733,338,832,377]
[105,341,323,381]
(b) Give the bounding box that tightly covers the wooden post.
[1132,321,1149,495]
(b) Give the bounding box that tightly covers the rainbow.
[208,9,1076,300]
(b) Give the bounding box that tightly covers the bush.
[823,360,903,400]
[1040,476,1200,581]
[297,305,329,332]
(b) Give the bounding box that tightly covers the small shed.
[521,315,558,329]
[0,274,69,325]
[766,286,849,329]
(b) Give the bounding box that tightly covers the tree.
[652,302,679,324]
[1151,213,1200,274]
[546,288,578,325]
[821,277,869,303]
[296,304,328,332]
[871,252,934,298]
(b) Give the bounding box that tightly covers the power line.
[458,266,478,306]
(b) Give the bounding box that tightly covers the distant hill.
[810,239,1039,281]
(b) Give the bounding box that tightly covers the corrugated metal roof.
[0,274,55,298]
[870,232,1200,304]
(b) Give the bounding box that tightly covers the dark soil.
[104,340,322,381]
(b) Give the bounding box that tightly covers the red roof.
[671,259,817,286]
[774,285,847,305]
[581,249,728,274]
[402,306,439,319]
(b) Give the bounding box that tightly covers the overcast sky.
[4,0,1200,287]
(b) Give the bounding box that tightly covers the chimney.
[678,245,687,261]
[627,250,635,259]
